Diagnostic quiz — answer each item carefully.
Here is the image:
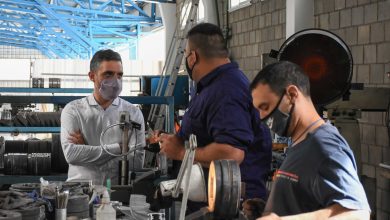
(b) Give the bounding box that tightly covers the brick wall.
[219,0,286,80]
[314,0,390,218]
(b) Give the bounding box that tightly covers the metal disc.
[278,28,353,106]
[208,160,221,213]
[208,160,241,219]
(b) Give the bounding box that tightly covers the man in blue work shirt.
[158,23,272,207]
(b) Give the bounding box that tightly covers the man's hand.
[147,130,164,144]
[257,213,282,220]
[68,130,86,145]
[158,133,185,161]
[242,198,266,220]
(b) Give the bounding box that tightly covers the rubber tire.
[9,183,40,193]
[51,134,68,173]
[0,210,22,220]
[14,207,40,220]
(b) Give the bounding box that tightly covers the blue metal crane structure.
[0,0,175,59]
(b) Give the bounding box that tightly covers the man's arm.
[195,142,244,166]
[158,134,244,166]
[259,204,370,220]
[60,105,120,166]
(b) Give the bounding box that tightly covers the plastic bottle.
[96,189,116,220]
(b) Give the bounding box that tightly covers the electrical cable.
[99,123,143,157]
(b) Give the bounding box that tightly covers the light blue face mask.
[99,78,122,101]
[261,93,294,137]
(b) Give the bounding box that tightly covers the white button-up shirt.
[60,95,145,185]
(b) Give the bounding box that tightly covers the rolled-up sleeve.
[206,89,254,150]
[60,104,120,166]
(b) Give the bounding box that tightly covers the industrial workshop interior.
[0,0,389,219]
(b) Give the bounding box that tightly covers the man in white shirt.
[60,49,145,185]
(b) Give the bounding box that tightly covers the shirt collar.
[87,94,120,106]
[197,62,238,92]
[112,97,120,106]
[87,95,98,106]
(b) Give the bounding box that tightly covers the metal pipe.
[120,112,130,185]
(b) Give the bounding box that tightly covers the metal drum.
[208,160,241,219]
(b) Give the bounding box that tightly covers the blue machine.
[143,75,189,107]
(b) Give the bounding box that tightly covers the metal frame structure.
[148,0,198,131]
[0,0,175,59]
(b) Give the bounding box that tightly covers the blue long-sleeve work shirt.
[178,62,272,199]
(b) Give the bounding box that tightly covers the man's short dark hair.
[186,23,229,58]
[90,49,122,72]
[250,61,311,97]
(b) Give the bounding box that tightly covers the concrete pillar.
[286,0,314,38]
[202,0,218,25]
[159,3,177,57]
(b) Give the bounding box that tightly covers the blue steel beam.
[0,30,38,40]
[0,0,163,59]
[90,24,137,38]
[58,0,137,12]
[42,45,68,58]
[48,4,147,19]
[54,13,156,23]
[0,24,32,33]
[93,38,133,43]
[36,44,57,58]
[34,1,99,50]
[97,0,112,11]
[39,34,83,58]
[0,35,38,44]
[42,30,85,58]
[30,13,88,58]
[0,15,85,58]
[0,5,43,15]
[0,42,37,50]
[0,39,38,48]
[126,0,149,17]
[0,15,40,24]
[35,37,68,58]
[0,36,37,44]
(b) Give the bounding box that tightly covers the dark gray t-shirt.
[264,122,370,216]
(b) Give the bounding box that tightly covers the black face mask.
[261,93,295,137]
[185,52,197,80]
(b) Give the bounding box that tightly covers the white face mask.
[98,78,122,101]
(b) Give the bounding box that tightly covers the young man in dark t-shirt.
[250,61,370,220]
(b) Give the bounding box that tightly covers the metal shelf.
[0,174,67,185]
[0,127,60,133]
[0,96,174,132]
[0,88,93,93]
[0,91,175,184]
[0,95,174,105]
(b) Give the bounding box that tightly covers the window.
[229,0,251,11]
